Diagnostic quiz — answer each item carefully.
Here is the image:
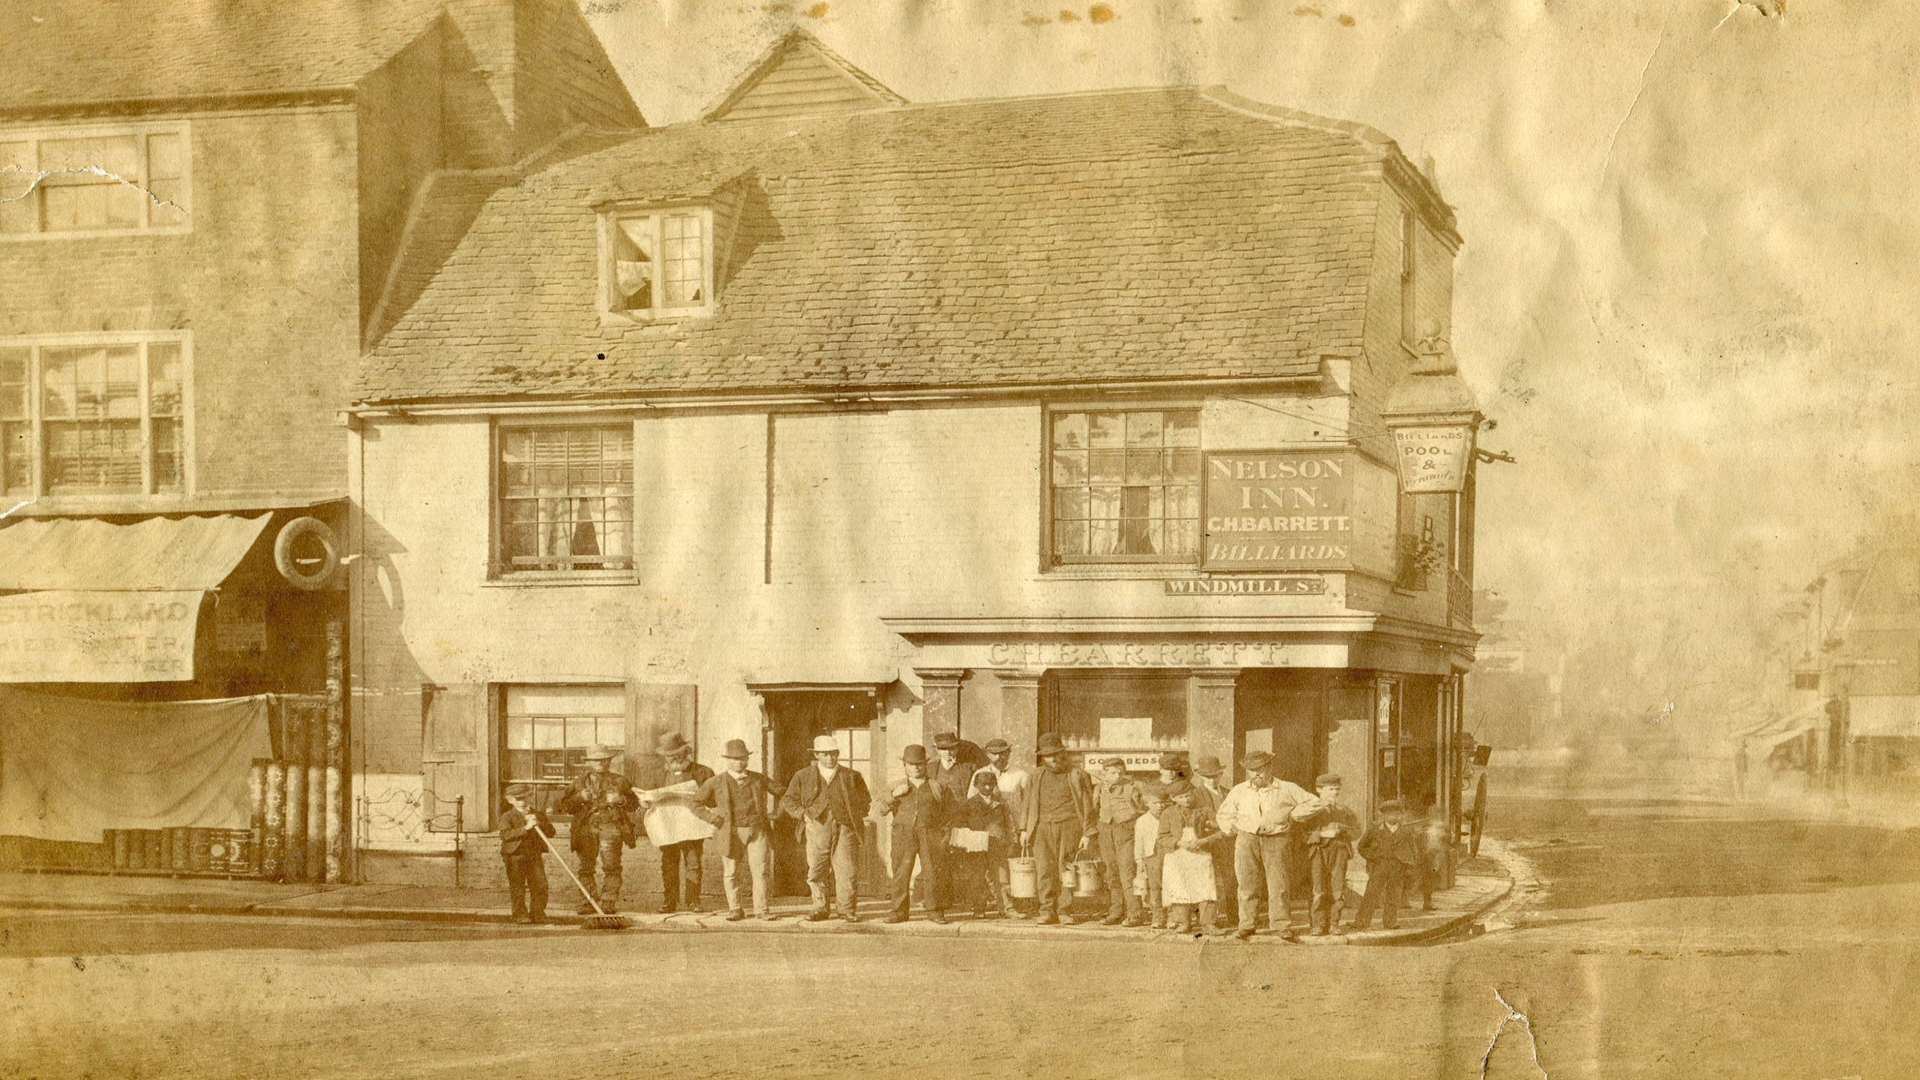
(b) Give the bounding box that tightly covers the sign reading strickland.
[1202,450,1357,571]
[0,589,202,682]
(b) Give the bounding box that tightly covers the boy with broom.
[500,784,557,924]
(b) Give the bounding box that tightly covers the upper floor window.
[496,424,634,574]
[1049,408,1201,564]
[0,335,188,497]
[0,123,190,237]
[601,208,713,320]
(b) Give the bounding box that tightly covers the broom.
[534,826,633,931]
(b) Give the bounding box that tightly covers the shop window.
[1049,408,1201,564]
[0,336,188,497]
[602,208,713,320]
[1046,671,1189,752]
[496,424,635,574]
[1,123,190,236]
[502,685,627,814]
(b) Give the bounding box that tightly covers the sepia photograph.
[0,1,1915,1077]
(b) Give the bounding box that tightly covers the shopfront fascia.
[886,616,1476,831]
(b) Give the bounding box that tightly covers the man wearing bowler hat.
[780,733,872,922]
[556,744,639,914]
[883,743,951,923]
[696,739,783,921]
[639,732,714,914]
[1191,753,1237,927]
[1215,750,1316,940]
[1020,732,1096,925]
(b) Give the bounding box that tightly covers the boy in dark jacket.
[1298,772,1361,935]
[951,769,1016,918]
[500,784,557,924]
[1353,798,1422,930]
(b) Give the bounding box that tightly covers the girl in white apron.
[1157,780,1224,933]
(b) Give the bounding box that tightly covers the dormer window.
[601,207,714,320]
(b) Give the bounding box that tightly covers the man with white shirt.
[1215,750,1316,941]
[779,734,871,923]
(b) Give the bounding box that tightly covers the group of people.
[495,728,1452,938]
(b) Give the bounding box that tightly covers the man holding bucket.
[1020,732,1096,926]
[977,738,1028,918]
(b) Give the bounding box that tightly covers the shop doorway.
[760,688,882,898]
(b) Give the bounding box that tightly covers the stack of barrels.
[103,826,253,874]
[251,691,347,883]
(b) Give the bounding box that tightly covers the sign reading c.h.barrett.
[0,590,202,683]
[1202,451,1357,571]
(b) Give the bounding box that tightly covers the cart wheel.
[1468,775,1488,858]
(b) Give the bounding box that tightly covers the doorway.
[760,688,883,898]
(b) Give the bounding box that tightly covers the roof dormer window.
[601,207,714,321]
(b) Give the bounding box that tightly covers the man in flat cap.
[1216,750,1317,940]
[975,737,1028,917]
[638,732,715,914]
[500,783,556,923]
[1191,753,1237,928]
[1020,732,1097,925]
[883,743,951,923]
[1298,772,1360,935]
[1092,756,1148,926]
[781,733,872,922]
[696,739,783,921]
[556,744,639,914]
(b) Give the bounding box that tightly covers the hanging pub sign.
[1391,424,1475,493]
[1202,450,1359,572]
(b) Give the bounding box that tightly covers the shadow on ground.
[1495,796,1920,910]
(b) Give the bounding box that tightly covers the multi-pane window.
[503,685,626,814]
[497,425,634,573]
[0,337,187,497]
[1049,408,1201,562]
[0,124,190,236]
[605,209,711,317]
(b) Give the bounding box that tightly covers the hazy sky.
[582,1,1918,721]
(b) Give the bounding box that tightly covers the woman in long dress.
[1157,779,1227,934]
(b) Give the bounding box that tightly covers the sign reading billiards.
[1202,450,1360,571]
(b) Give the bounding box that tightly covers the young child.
[1134,787,1167,928]
[1353,798,1421,931]
[1297,772,1360,936]
[1415,799,1452,911]
[1156,779,1227,935]
[500,783,557,924]
[952,769,1016,918]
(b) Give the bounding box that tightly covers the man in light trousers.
[1215,750,1317,940]
[780,733,872,922]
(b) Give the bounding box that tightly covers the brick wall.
[0,107,361,501]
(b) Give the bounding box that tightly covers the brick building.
[346,33,1485,895]
[0,1,640,873]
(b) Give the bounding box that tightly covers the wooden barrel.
[189,827,214,872]
[170,827,192,872]
[158,828,174,872]
[143,830,163,871]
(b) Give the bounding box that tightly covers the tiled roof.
[357,86,1435,405]
[0,0,444,112]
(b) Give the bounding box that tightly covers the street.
[3,797,1917,1079]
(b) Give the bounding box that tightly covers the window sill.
[482,571,642,589]
[600,307,717,328]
